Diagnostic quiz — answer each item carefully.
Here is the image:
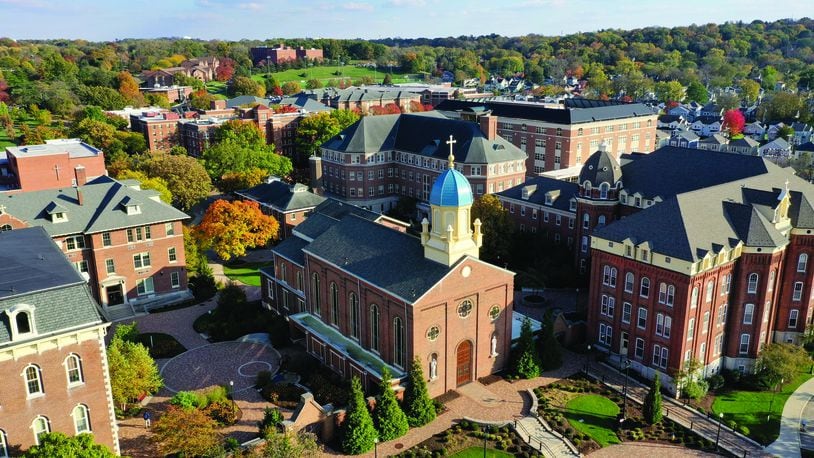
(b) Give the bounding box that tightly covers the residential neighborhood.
[2,4,814,458]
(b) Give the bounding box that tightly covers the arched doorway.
[456,340,473,387]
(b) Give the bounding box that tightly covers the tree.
[262,429,320,458]
[72,117,118,151]
[151,406,222,457]
[383,73,393,85]
[402,357,436,427]
[755,343,811,389]
[341,376,378,455]
[219,167,268,193]
[229,76,265,97]
[471,194,514,265]
[116,71,142,106]
[675,358,708,400]
[142,154,211,210]
[215,57,235,82]
[305,78,323,89]
[295,111,341,160]
[716,93,741,112]
[212,119,265,147]
[654,80,685,103]
[538,310,562,371]
[372,367,409,441]
[22,432,116,458]
[189,89,216,111]
[643,373,663,424]
[281,81,301,95]
[778,125,795,140]
[760,92,806,122]
[202,140,292,183]
[686,80,709,103]
[513,317,541,379]
[739,79,761,104]
[195,199,279,261]
[722,109,746,138]
[107,334,162,411]
[115,169,173,204]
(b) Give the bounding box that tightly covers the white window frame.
[32,417,50,446]
[637,307,647,329]
[739,333,750,355]
[72,404,91,434]
[789,309,800,328]
[65,354,84,387]
[622,302,631,324]
[170,271,180,288]
[744,303,754,325]
[799,253,808,273]
[624,272,634,293]
[640,277,650,298]
[747,273,759,294]
[793,282,804,301]
[136,277,155,296]
[168,247,177,263]
[23,364,44,397]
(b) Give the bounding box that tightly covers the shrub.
[224,437,240,451]
[727,420,737,429]
[205,385,229,405]
[170,391,201,410]
[707,374,725,392]
[205,401,238,426]
[261,383,306,408]
[255,370,273,388]
[739,425,750,436]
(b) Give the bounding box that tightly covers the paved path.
[588,442,720,457]
[766,375,814,458]
[588,362,768,457]
[802,395,814,451]
[515,416,579,457]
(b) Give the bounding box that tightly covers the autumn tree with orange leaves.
[196,199,279,261]
[723,109,746,138]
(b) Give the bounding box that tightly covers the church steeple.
[421,135,483,266]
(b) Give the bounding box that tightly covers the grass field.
[563,394,621,447]
[251,64,417,86]
[712,371,813,444]
[222,261,272,287]
[0,114,43,148]
[449,447,515,458]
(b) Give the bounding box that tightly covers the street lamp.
[621,359,631,420]
[229,380,235,410]
[374,437,379,458]
[483,429,487,458]
[586,344,592,372]
[716,412,724,451]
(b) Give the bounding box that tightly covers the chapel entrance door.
[456,340,473,387]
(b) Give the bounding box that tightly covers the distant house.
[797,141,814,156]
[758,137,793,157]
[791,122,813,145]
[141,57,220,86]
[235,177,326,240]
[690,116,722,137]
[658,114,687,130]
[726,136,760,155]
[249,44,324,66]
[743,121,765,138]
[698,133,728,152]
[668,129,700,148]
[699,102,723,118]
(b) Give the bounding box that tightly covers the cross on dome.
[446,135,456,169]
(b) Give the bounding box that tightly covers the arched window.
[370,304,380,353]
[609,267,617,287]
[582,213,590,229]
[658,282,667,303]
[666,285,675,306]
[24,364,43,396]
[600,183,609,199]
[280,262,287,283]
[329,282,339,326]
[311,273,321,316]
[0,429,7,458]
[349,292,360,340]
[72,404,91,434]
[624,272,634,293]
[16,312,32,334]
[747,273,759,294]
[31,416,49,445]
[640,277,650,298]
[65,354,84,385]
[798,254,808,273]
[691,286,699,308]
[393,317,405,368]
[598,215,606,226]
[705,280,715,302]
[768,270,776,292]
[0,224,11,232]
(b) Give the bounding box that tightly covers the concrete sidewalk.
[766,376,814,458]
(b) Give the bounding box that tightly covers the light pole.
[586,344,592,372]
[229,380,235,410]
[621,359,631,422]
[716,412,724,451]
[483,429,487,458]
[374,437,379,458]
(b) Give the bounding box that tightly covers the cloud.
[341,2,374,11]
[237,2,263,10]
[0,0,58,9]
[388,0,426,6]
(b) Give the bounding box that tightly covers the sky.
[0,0,810,41]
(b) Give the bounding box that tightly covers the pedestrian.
[143,410,152,429]
[802,419,808,432]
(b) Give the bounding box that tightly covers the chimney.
[74,185,84,206]
[479,114,497,140]
[211,99,227,110]
[74,165,87,186]
[309,155,324,196]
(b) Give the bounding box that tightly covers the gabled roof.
[0,227,104,346]
[322,112,526,164]
[0,176,189,237]
[496,176,579,212]
[237,179,325,213]
[699,134,728,145]
[436,99,656,125]
[729,137,760,148]
[797,141,814,152]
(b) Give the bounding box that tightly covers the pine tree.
[383,73,393,85]
[340,377,377,455]
[539,311,563,371]
[513,317,541,379]
[372,367,409,441]
[643,373,664,424]
[403,357,436,427]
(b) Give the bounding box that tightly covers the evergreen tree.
[372,367,409,441]
[539,311,562,371]
[383,73,393,85]
[403,357,436,427]
[513,317,541,379]
[340,377,377,455]
[643,373,664,424]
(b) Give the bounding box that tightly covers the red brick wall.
[775,234,814,339]
[9,152,106,192]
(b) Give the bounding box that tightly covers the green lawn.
[250,64,415,87]
[712,371,813,444]
[563,394,621,447]
[449,447,515,458]
[205,81,228,99]
[222,261,272,286]
[0,113,43,148]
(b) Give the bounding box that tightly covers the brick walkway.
[588,442,720,457]
[588,361,769,457]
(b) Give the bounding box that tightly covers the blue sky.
[0,0,810,41]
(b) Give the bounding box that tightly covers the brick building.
[260,159,514,396]
[130,111,181,151]
[1,139,107,192]
[436,99,658,176]
[138,85,194,104]
[141,57,220,86]
[317,111,527,215]
[249,45,324,66]
[235,177,327,240]
[308,87,423,113]
[0,176,190,319]
[0,227,118,455]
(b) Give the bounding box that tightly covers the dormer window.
[17,312,31,334]
[120,196,142,215]
[569,200,577,211]
[45,201,68,223]
[7,303,36,340]
[545,195,552,205]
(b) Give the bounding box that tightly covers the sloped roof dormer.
[120,196,142,215]
[45,201,68,223]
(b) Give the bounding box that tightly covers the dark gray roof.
[237,179,325,212]
[0,176,189,236]
[293,198,380,241]
[279,94,332,112]
[272,236,308,266]
[436,99,655,125]
[304,215,450,301]
[496,176,578,212]
[699,134,728,145]
[226,95,268,108]
[0,227,104,346]
[797,141,814,152]
[729,137,760,148]
[322,112,526,164]
[579,149,623,186]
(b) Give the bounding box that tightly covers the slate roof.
[279,94,332,112]
[291,198,380,241]
[496,176,579,212]
[236,179,325,212]
[304,214,451,302]
[579,149,623,186]
[797,141,814,152]
[0,227,104,346]
[729,137,760,148]
[700,134,728,145]
[322,112,526,164]
[226,95,268,108]
[271,236,309,266]
[436,99,656,125]
[0,176,189,237]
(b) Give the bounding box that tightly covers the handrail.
[513,419,558,457]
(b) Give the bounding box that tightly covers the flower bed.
[535,375,716,454]
[395,421,543,458]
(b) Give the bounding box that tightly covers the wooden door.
[456,340,473,386]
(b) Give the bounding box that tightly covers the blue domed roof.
[429,167,474,207]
